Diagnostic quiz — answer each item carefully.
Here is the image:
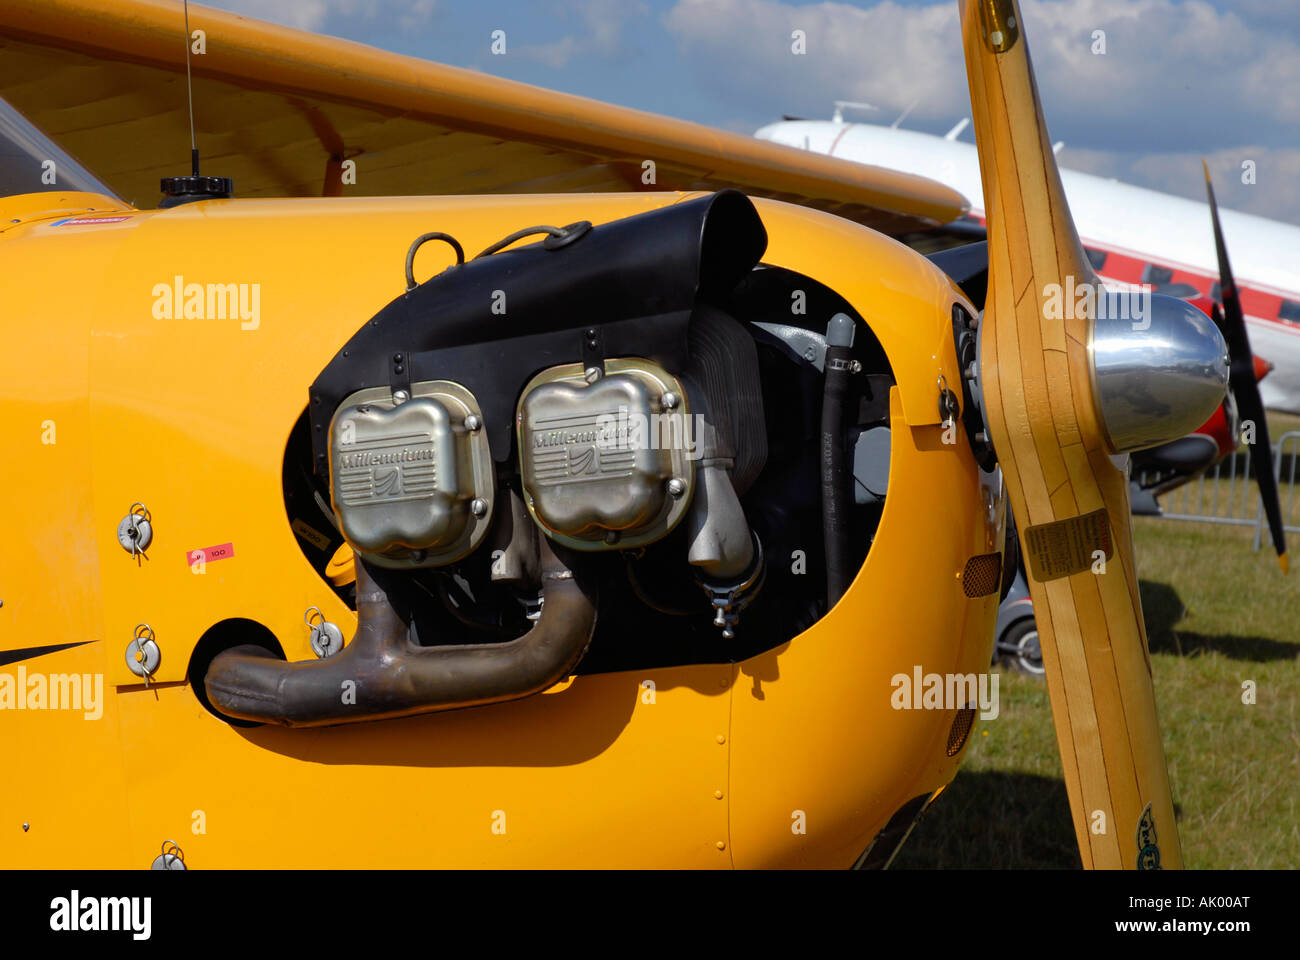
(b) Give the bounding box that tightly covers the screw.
[667,478,686,497]
[661,391,680,410]
[604,530,620,545]
[584,367,602,383]
[465,414,481,432]
[392,390,409,403]
[471,498,488,517]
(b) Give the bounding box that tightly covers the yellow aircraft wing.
[0,0,968,234]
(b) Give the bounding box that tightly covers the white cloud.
[207,0,437,34]
[578,0,650,54]
[665,0,963,128]
[515,0,650,67]
[663,0,1300,150]
[212,0,334,31]
[1132,147,1300,222]
[516,35,582,68]
[399,0,438,34]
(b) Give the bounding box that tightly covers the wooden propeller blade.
[960,0,1182,869]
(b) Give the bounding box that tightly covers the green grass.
[894,507,1300,870]
[1266,410,1300,438]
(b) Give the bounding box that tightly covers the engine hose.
[821,313,857,608]
[203,539,597,727]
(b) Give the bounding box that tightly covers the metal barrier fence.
[1150,429,1300,550]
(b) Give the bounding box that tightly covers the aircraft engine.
[204,191,892,726]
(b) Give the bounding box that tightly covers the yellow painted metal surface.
[729,389,1002,867]
[0,190,996,867]
[0,191,133,233]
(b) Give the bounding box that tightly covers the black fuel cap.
[159,175,234,208]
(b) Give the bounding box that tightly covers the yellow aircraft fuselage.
[0,189,999,868]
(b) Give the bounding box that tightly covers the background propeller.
[1203,160,1288,572]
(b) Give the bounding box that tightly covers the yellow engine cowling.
[0,189,1000,868]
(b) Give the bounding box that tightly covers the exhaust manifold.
[203,539,597,727]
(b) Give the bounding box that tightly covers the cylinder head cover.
[329,381,494,568]
[517,359,695,550]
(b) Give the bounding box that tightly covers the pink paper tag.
[188,542,235,566]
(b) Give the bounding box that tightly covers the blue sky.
[202,0,1300,225]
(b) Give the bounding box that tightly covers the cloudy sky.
[202,0,1300,225]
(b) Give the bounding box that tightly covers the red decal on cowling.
[188,543,234,566]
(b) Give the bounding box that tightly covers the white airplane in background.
[756,114,1300,413]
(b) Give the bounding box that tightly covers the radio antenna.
[184,0,198,175]
[159,0,232,205]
